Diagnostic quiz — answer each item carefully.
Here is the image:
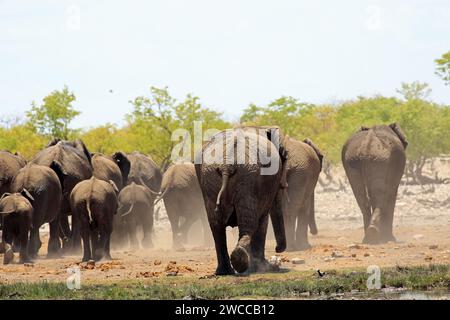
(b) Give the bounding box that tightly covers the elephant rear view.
[196,127,288,275]
[11,163,63,258]
[114,182,155,249]
[342,123,408,244]
[158,162,210,249]
[70,177,118,262]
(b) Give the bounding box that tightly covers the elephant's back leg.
[344,163,372,231]
[378,158,405,242]
[229,194,259,273]
[205,198,234,275]
[163,193,183,249]
[285,174,309,251]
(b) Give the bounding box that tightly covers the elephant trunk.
[270,191,287,253]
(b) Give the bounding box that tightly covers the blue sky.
[1,0,449,128]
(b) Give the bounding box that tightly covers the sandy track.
[0,179,449,284]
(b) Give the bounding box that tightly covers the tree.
[127,86,229,166]
[0,124,47,159]
[435,51,450,85]
[396,81,431,101]
[26,86,80,139]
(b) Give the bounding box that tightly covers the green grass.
[0,264,449,299]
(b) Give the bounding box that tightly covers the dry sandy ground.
[0,168,449,284]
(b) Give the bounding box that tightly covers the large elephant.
[195,127,288,275]
[70,177,118,262]
[157,162,210,249]
[92,153,124,190]
[112,151,161,193]
[342,123,408,244]
[0,151,27,197]
[283,137,322,251]
[31,139,93,250]
[114,182,155,249]
[10,163,63,258]
[0,190,34,264]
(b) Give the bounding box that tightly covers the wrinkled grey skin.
[10,163,63,258]
[0,151,27,197]
[70,177,118,262]
[31,139,93,252]
[283,137,322,251]
[92,153,124,190]
[112,151,161,193]
[342,123,408,244]
[158,162,211,249]
[0,191,33,264]
[113,182,155,249]
[195,127,288,275]
[0,151,27,232]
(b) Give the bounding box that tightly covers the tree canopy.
[26,85,80,139]
[435,51,450,85]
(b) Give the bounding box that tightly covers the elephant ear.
[264,127,288,161]
[0,192,11,202]
[359,126,370,131]
[74,139,92,164]
[389,123,408,149]
[50,160,68,189]
[112,152,131,187]
[303,138,324,171]
[46,138,62,148]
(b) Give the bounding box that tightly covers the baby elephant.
[70,177,118,262]
[114,182,155,249]
[0,190,34,264]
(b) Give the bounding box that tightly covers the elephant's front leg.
[380,192,397,243]
[141,208,154,249]
[28,227,41,258]
[18,225,32,264]
[47,219,61,258]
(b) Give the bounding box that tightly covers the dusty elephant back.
[161,162,199,192]
[343,126,406,166]
[11,164,62,225]
[285,137,321,175]
[92,153,123,190]
[197,129,283,222]
[0,193,33,215]
[32,143,93,200]
[0,151,27,195]
[126,152,162,192]
[71,178,117,206]
[118,183,153,208]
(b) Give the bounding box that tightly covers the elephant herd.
[0,123,408,276]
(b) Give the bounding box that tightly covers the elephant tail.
[154,187,168,205]
[215,168,231,214]
[86,199,97,230]
[120,203,134,217]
